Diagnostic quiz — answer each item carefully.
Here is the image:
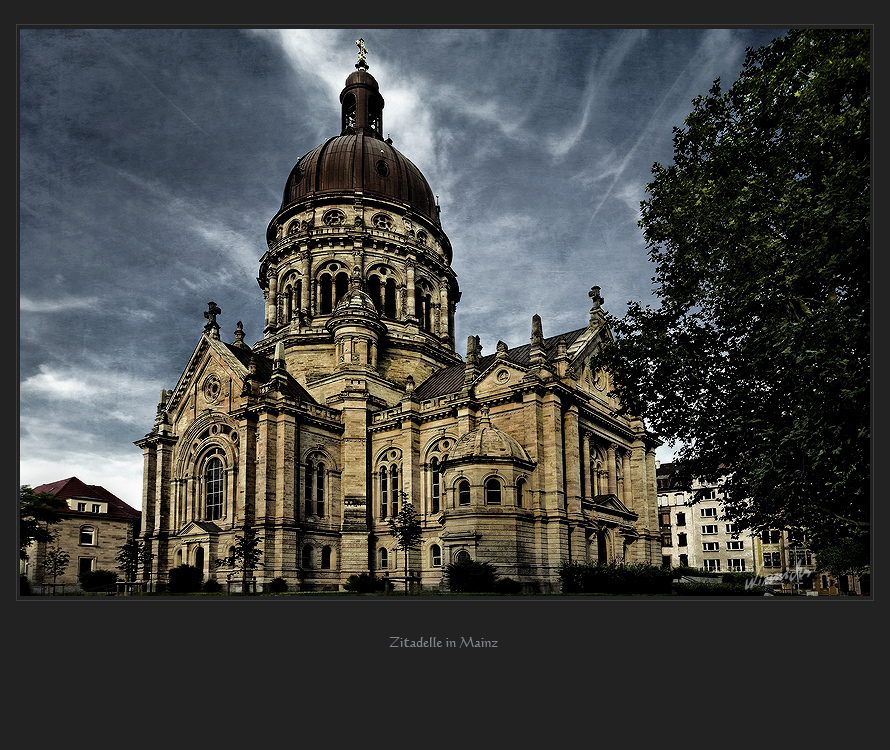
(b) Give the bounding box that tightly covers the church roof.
[221,341,318,404]
[412,326,590,401]
[31,477,141,519]
[448,409,533,464]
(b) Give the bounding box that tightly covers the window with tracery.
[205,456,224,520]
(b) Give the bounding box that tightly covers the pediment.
[179,520,222,537]
[166,335,250,421]
[592,493,636,517]
[473,359,528,394]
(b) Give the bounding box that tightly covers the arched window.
[320,273,333,314]
[456,549,471,563]
[301,544,313,568]
[305,460,314,517]
[390,465,400,515]
[321,546,332,569]
[334,272,349,308]
[485,477,502,505]
[195,547,204,576]
[458,480,471,506]
[430,544,442,567]
[205,456,224,520]
[316,462,326,517]
[79,525,96,545]
[431,457,441,513]
[380,467,388,518]
[384,278,397,318]
[369,275,383,313]
[379,548,388,569]
[516,478,526,507]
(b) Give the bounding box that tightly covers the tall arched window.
[320,273,333,314]
[369,275,383,312]
[430,544,442,567]
[379,548,388,570]
[458,480,471,506]
[316,462,326,517]
[380,467,388,518]
[390,465,399,515]
[485,477,502,505]
[516,478,526,507]
[302,544,313,568]
[384,278,397,318]
[334,272,349,308]
[430,457,441,513]
[321,546,332,569]
[205,456,224,520]
[305,460,314,517]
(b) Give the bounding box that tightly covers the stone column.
[607,443,618,496]
[622,449,633,510]
[581,431,592,502]
[266,272,278,330]
[406,262,416,320]
[300,251,311,319]
[563,407,582,515]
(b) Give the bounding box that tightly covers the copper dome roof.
[276,62,439,226]
[280,134,439,224]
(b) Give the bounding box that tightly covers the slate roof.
[32,477,141,520]
[412,326,590,401]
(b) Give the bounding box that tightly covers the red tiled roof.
[32,477,141,520]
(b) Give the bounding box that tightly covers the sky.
[19,26,789,510]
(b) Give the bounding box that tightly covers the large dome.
[449,410,532,464]
[279,134,439,224]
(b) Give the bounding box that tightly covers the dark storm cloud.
[19,27,787,507]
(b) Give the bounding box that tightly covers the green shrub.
[343,572,386,593]
[559,561,673,595]
[677,581,766,596]
[202,578,222,593]
[444,559,498,593]
[79,569,118,592]
[167,564,203,593]
[493,577,522,595]
[269,577,288,593]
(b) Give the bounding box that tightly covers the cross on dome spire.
[355,38,368,70]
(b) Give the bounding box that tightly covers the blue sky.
[19,27,788,508]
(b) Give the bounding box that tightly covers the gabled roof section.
[32,477,141,519]
[411,326,591,401]
[167,333,317,408]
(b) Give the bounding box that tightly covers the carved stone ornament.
[203,373,222,403]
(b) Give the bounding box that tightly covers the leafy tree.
[591,29,869,551]
[43,545,70,588]
[214,531,263,595]
[115,538,152,582]
[814,534,870,593]
[387,495,423,595]
[20,485,67,560]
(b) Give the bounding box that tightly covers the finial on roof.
[233,320,249,349]
[589,285,606,325]
[204,301,221,339]
[355,37,369,70]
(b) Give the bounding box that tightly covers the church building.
[136,42,662,593]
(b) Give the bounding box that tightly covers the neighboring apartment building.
[656,463,756,574]
[22,477,141,592]
[656,463,866,595]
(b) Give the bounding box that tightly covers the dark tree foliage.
[116,538,152,582]
[443,559,499,593]
[214,532,264,595]
[592,30,869,551]
[19,485,67,560]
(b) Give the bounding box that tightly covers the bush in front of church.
[344,572,386,593]
[168,564,203,593]
[559,560,673,595]
[269,577,288,593]
[443,559,499,593]
[79,568,118,593]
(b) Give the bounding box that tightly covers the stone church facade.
[136,46,661,593]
